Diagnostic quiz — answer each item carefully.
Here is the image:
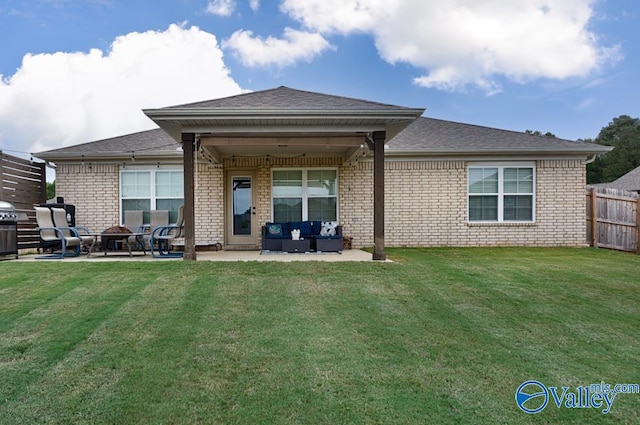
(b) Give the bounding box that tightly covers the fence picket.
[586,187,639,253]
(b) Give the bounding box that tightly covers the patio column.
[372,130,386,261]
[182,132,197,260]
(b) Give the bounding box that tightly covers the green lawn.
[1,248,639,424]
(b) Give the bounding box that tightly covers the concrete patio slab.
[14,249,385,262]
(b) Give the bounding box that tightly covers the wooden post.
[182,133,197,260]
[372,131,386,261]
[590,187,598,248]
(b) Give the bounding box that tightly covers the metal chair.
[124,210,144,250]
[51,207,95,253]
[34,206,81,258]
[143,210,169,250]
[150,205,184,258]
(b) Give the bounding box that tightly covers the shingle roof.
[35,116,611,161]
[34,128,180,160]
[387,117,610,155]
[167,86,418,111]
[599,166,640,192]
[34,88,610,161]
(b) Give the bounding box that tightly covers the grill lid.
[0,201,28,221]
[0,201,15,212]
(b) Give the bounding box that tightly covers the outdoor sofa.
[261,220,343,252]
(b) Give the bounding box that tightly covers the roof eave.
[34,150,182,162]
[145,108,425,143]
[385,146,613,157]
[143,108,425,120]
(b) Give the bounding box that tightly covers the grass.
[0,247,639,424]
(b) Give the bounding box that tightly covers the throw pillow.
[267,223,283,236]
[289,221,313,237]
[320,221,338,237]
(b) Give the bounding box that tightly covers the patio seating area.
[262,220,343,253]
[32,203,190,259]
[29,204,372,262]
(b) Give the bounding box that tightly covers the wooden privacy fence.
[0,151,47,250]
[586,187,640,254]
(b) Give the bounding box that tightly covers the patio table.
[87,229,147,257]
[282,238,311,253]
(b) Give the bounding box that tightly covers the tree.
[586,115,640,184]
[524,130,556,138]
[46,181,55,200]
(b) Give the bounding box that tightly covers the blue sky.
[0,0,638,163]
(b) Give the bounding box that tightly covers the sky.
[1,0,639,168]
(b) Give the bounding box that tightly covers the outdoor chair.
[150,205,184,258]
[124,210,144,250]
[34,206,81,258]
[51,207,95,253]
[142,209,169,250]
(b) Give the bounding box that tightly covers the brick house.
[34,86,610,260]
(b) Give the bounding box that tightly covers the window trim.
[467,162,536,223]
[120,166,184,225]
[271,168,339,222]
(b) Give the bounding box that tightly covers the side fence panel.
[586,187,639,254]
[0,151,47,250]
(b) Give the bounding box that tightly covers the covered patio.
[143,87,424,261]
[16,248,380,262]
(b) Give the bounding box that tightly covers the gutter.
[384,146,614,157]
[143,108,426,121]
[33,150,183,163]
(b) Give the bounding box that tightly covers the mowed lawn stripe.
[367,248,640,422]
[0,263,155,416]
[0,249,638,424]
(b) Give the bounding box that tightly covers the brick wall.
[339,161,374,248]
[194,162,224,246]
[352,158,587,248]
[55,157,587,249]
[55,163,120,232]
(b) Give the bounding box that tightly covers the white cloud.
[582,78,607,89]
[206,0,236,16]
[577,97,595,110]
[222,27,333,67]
[249,0,259,12]
[0,24,242,154]
[280,0,621,93]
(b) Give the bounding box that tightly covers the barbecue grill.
[0,201,29,259]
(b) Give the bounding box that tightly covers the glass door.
[227,171,257,247]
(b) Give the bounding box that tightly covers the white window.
[120,169,183,224]
[468,164,535,222]
[272,169,338,222]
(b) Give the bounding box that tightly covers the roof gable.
[167,86,416,112]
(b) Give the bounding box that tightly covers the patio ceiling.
[198,133,368,162]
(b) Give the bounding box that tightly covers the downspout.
[583,154,597,165]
